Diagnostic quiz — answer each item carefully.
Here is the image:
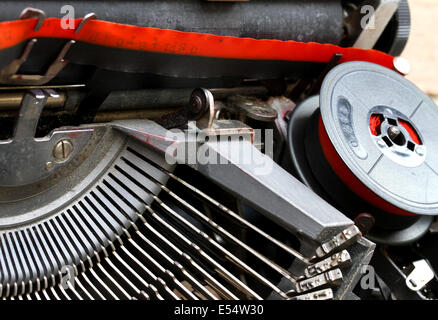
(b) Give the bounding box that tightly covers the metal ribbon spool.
[288,61,438,245]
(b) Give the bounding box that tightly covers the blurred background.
[402,0,438,103]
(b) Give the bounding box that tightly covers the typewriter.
[1,0,437,301]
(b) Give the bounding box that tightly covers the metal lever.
[13,89,48,140]
[0,90,94,187]
[19,7,46,31]
[0,40,75,85]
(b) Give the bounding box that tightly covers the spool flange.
[320,62,438,216]
[287,62,438,245]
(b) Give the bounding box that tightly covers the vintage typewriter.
[1,0,437,301]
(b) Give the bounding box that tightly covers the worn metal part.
[289,289,334,300]
[315,226,361,258]
[0,39,75,85]
[0,91,67,110]
[227,95,278,122]
[405,260,435,292]
[305,250,351,278]
[0,89,93,187]
[296,269,343,293]
[276,236,374,300]
[204,120,255,144]
[354,213,376,236]
[191,88,215,129]
[335,237,376,300]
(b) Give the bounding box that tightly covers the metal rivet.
[393,56,411,76]
[45,161,54,171]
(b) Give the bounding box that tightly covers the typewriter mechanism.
[0,0,437,301]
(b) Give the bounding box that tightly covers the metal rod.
[166,172,310,264]
[133,228,216,300]
[140,218,238,300]
[154,196,289,299]
[162,184,298,283]
[145,206,262,300]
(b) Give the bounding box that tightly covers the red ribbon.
[0,17,395,68]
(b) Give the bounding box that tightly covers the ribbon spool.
[288,62,438,245]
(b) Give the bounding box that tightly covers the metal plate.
[320,62,438,215]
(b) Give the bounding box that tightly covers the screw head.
[388,126,401,139]
[387,126,406,146]
[190,94,203,114]
[53,139,73,162]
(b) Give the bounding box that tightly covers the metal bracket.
[405,260,435,291]
[0,39,75,85]
[226,95,278,122]
[19,7,46,32]
[75,13,97,34]
[0,89,93,187]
